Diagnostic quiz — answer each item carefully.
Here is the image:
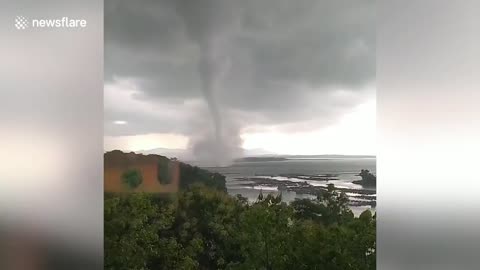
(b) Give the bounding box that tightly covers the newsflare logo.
[14,15,87,30]
[15,16,29,30]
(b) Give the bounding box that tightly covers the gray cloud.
[104,0,375,142]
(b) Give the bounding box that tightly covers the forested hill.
[104,150,226,192]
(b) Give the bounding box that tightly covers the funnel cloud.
[174,0,242,165]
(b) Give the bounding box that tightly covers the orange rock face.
[104,150,179,193]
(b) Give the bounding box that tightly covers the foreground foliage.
[105,185,376,270]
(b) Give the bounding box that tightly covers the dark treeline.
[105,183,376,270]
[177,162,227,191]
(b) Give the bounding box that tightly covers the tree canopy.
[121,169,143,189]
[105,184,376,270]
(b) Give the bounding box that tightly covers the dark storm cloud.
[104,0,375,136]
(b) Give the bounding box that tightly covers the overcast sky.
[104,0,376,157]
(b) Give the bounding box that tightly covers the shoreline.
[229,175,376,207]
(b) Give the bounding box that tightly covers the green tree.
[316,184,354,225]
[104,193,174,270]
[233,194,294,270]
[290,198,324,222]
[157,159,172,185]
[122,169,143,189]
[167,185,246,269]
[178,163,227,191]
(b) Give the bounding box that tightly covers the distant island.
[234,157,288,162]
[352,169,377,187]
[284,154,376,159]
[234,154,375,163]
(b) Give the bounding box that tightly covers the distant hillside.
[136,147,191,160]
[105,150,226,193]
